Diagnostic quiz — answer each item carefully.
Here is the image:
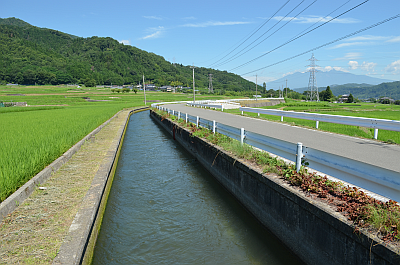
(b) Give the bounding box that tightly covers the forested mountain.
[0,17,255,91]
[330,81,400,100]
[294,82,400,100]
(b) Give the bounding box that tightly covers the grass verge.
[157,108,400,244]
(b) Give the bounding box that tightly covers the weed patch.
[157,108,400,244]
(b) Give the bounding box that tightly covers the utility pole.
[255,74,258,101]
[190,65,196,102]
[143,74,146,105]
[307,53,319,101]
[286,79,288,98]
[208,73,213,93]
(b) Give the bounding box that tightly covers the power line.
[207,0,291,68]
[289,0,351,41]
[215,0,317,68]
[231,0,370,72]
[240,13,400,76]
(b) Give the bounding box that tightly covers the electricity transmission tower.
[307,53,319,101]
[208,74,213,93]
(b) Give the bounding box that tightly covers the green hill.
[0,17,255,91]
[330,82,400,100]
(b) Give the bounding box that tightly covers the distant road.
[162,104,400,174]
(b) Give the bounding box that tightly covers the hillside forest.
[0,17,256,94]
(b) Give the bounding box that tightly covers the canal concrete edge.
[150,109,400,265]
[0,110,126,224]
[44,107,148,265]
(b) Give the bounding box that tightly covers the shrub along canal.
[91,110,303,264]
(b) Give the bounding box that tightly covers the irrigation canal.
[92,110,304,264]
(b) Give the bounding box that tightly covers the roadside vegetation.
[157,108,400,244]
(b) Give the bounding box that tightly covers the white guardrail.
[240,107,400,139]
[155,105,400,202]
[187,102,225,111]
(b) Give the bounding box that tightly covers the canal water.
[92,110,303,265]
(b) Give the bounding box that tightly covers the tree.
[319,90,327,101]
[347,93,354,103]
[319,86,334,101]
[325,86,334,101]
[36,70,56,85]
[84,78,96,87]
[170,80,183,88]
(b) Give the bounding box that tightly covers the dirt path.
[0,109,132,264]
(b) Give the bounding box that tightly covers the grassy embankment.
[0,85,228,202]
[157,108,400,244]
[226,100,400,144]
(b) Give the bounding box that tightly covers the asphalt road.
[162,103,400,173]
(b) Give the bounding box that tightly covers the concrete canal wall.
[53,107,149,265]
[150,109,400,265]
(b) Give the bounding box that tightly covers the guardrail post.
[296,142,303,172]
[258,113,260,117]
[374,128,378,139]
[241,111,244,115]
[178,111,181,120]
[222,105,224,112]
[185,113,188,123]
[316,121,319,129]
[196,116,199,127]
[281,116,283,122]
[172,110,175,116]
[240,128,245,145]
[213,120,216,134]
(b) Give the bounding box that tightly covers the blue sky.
[1,0,400,87]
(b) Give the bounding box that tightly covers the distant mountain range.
[271,70,393,90]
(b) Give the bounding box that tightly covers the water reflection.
[92,110,303,265]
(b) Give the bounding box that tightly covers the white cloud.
[182,16,196,20]
[331,35,400,50]
[272,15,358,24]
[330,42,367,49]
[347,61,377,72]
[182,21,250,28]
[119,40,131,45]
[334,53,362,61]
[385,60,400,73]
[322,66,349,72]
[282,71,297,78]
[348,61,359,70]
[143,16,163,20]
[361,61,377,72]
[140,31,162,40]
[140,26,165,40]
[387,36,400,43]
[347,35,388,41]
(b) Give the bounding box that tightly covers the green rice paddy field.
[0,85,227,202]
[1,85,399,202]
